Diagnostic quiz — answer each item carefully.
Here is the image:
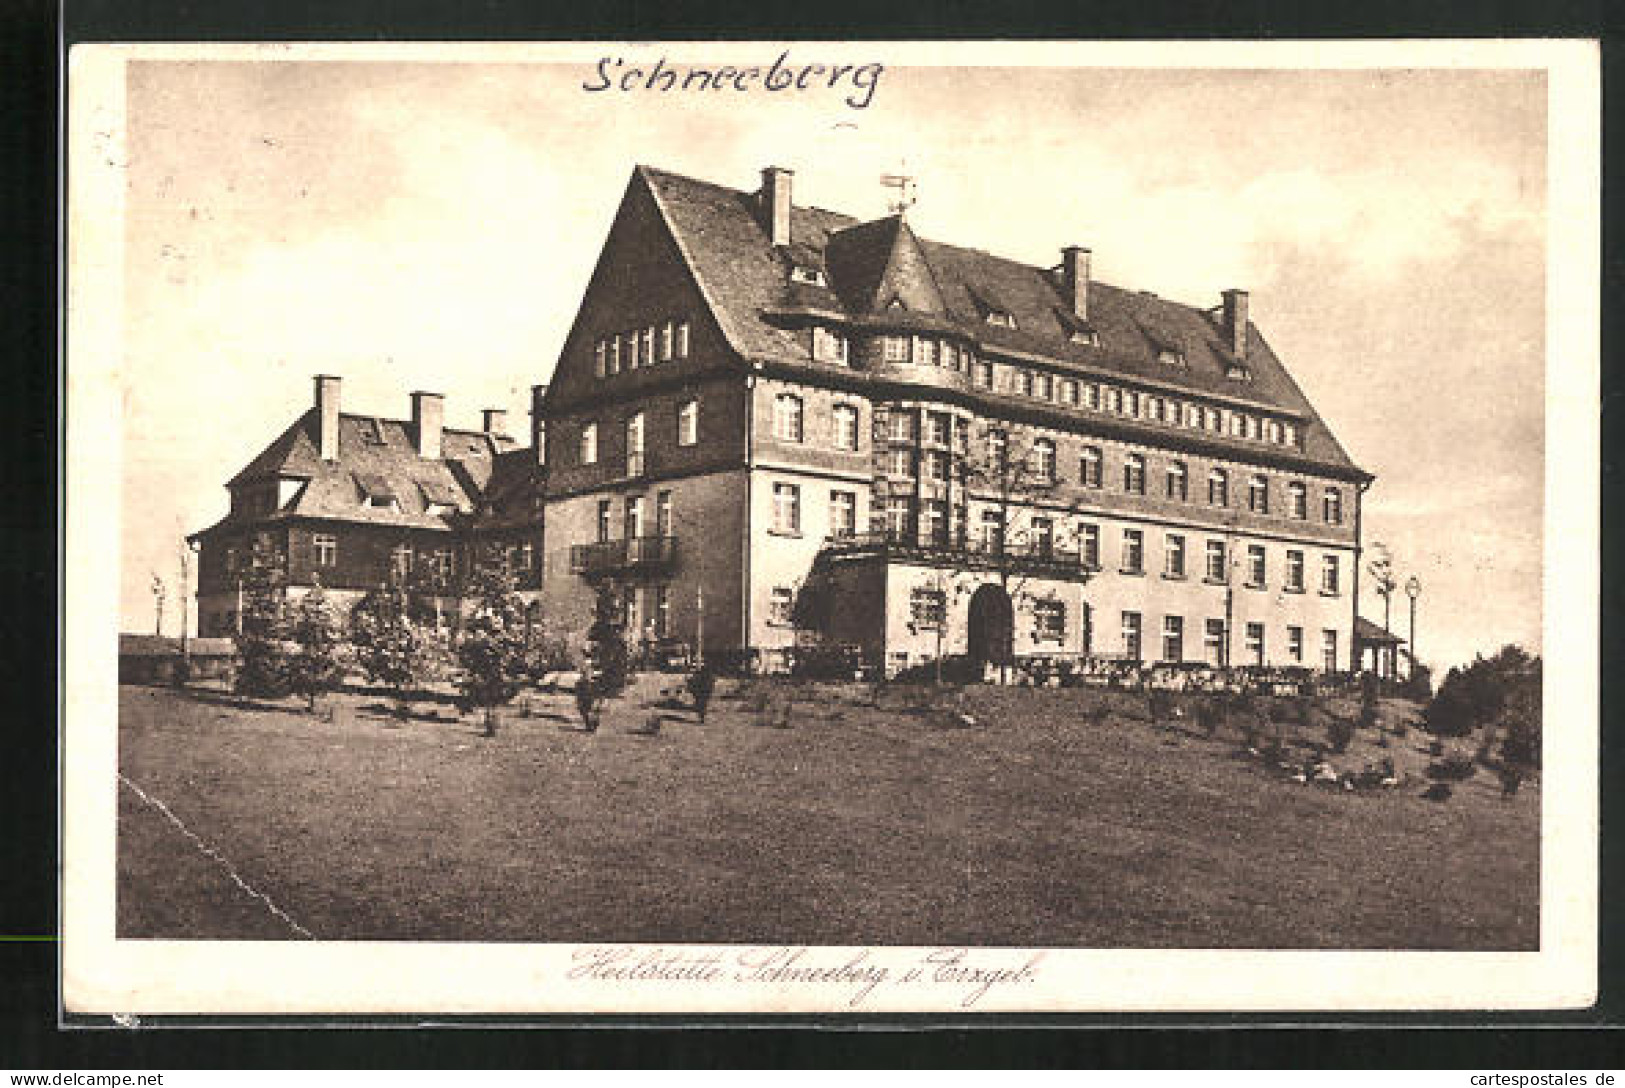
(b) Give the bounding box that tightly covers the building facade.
[189,377,547,636]
[536,164,1372,674]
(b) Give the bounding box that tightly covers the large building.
[189,378,547,636]
[190,164,1371,674]
[536,164,1372,675]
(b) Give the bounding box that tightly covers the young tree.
[456,562,531,738]
[958,421,1089,678]
[285,581,346,713]
[349,583,424,718]
[576,585,629,732]
[1366,543,1398,636]
[233,534,293,698]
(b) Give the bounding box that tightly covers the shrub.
[1424,645,1539,738]
[349,584,426,716]
[1427,753,1478,781]
[285,584,345,712]
[892,655,981,686]
[1327,713,1355,754]
[234,537,294,699]
[456,564,531,738]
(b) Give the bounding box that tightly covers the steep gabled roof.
[216,409,517,532]
[636,165,1362,475]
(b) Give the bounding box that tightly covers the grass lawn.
[117,678,1539,948]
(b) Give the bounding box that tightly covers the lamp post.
[1404,575,1422,678]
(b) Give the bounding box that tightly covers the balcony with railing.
[569,534,678,576]
[817,530,1091,579]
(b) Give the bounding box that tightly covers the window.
[986,429,1007,469]
[640,326,655,366]
[922,450,950,483]
[910,587,947,629]
[1266,419,1283,444]
[1246,544,1266,587]
[773,394,804,443]
[1283,423,1299,447]
[829,490,856,539]
[985,309,1016,329]
[883,336,908,362]
[1208,467,1229,506]
[1248,474,1270,514]
[660,321,674,362]
[313,534,336,567]
[924,411,952,447]
[1206,539,1227,582]
[1080,523,1100,568]
[832,404,859,451]
[1061,379,1079,405]
[914,337,939,367]
[1125,390,1141,417]
[769,587,795,626]
[772,483,801,534]
[625,412,645,476]
[942,343,959,370]
[1162,615,1184,663]
[1204,407,1221,432]
[1032,438,1057,483]
[1105,386,1123,414]
[580,422,598,465]
[676,320,691,358]
[1080,446,1102,488]
[1123,452,1146,494]
[594,339,607,379]
[1323,488,1343,525]
[887,447,915,478]
[1017,369,1035,397]
[597,499,612,543]
[1183,402,1201,428]
[1228,411,1245,437]
[678,399,699,446]
[1157,347,1184,368]
[1288,481,1307,519]
[1322,629,1339,672]
[1121,611,1143,662]
[1285,549,1305,591]
[981,509,1004,553]
[1031,516,1054,557]
[1033,600,1066,642]
[974,360,994,388]
[625,331,641,370]
[1245,622,1265,665]
[1245,414,1261,440]
[623,495,644,540]
[1321,554,1341,595]
[1122,528,1144,574]
[390,544,413,583]
[1287,626,1304,663]
[1083,383,1100,410]
[655,491,673,538]
[1166,460,1188,501]
[887,495,914,540]
[1035,372,1054,400]
[654,585,671,637]
[1164,533,1186,578]
[608,336,621,375]
[1204,618,1226,666]
[888,410,915,443]
[429,548,454,585]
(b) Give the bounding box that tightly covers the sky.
[117,54,1547,672]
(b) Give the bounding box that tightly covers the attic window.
[1156,348,1186,368]
[419,479,462,514]
[789,265,827,287]
[1070,328,1099,346]
[358,418,385,445]
[1225,362,1253,381]
[967,284,1017,328]
[355,472,398,510]
[985,310,1017,329]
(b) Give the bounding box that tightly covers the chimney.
[482,408,509,437]
[1222,289,1249,359]
[530,384,549,465]
[313,374,341,461]
[759,166,794,248]
[411,391,444,460]
[1061,246,1091,320]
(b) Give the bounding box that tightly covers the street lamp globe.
[1405,575,1421,600]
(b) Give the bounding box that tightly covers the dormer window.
[812,326,849,365]
[789,265,827,287]
[355,472,398,511]
[985,310,1017,329]
[358,418,385,445]
[1070,329,1098,346]
[1226,362,1253,381]
[1157,347,1186,368]
[420,478,462,517]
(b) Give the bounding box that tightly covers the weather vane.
[880,168,916,217]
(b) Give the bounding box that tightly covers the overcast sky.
[119,55,1546,672]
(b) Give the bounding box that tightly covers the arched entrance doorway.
[965,583,1014,670]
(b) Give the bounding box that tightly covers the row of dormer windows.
[592,319,692,378]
